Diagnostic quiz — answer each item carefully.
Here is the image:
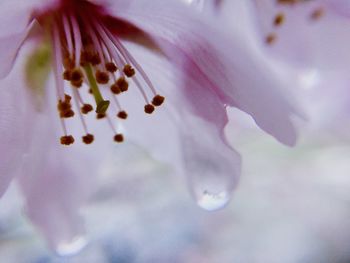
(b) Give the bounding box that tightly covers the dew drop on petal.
[196,189,231,211]
[55,235,88,256]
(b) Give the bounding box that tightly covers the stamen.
[116,77,129,92]
[95,70,110,84]
[52,24,65,100]
[70,15,83,67]
[60,135,75,145]
[114,134,124,143]
[105,62,118,72]
[62,15,74,58]
[274,13,285,26]
[152,95,165,107]
[310,8,324,20]
[266,33,277,45]
[81,104,93,114]
[144,104,155,114]
[72,89,94,145]
[82,134,94,144]
[117,111,128,120]
[123,64,135,77]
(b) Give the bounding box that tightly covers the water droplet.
[55,235,88,256]
[196,190,231,211]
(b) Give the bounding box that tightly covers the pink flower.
[0,0,299,253]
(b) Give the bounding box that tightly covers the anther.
[152,95,165,107]
[274,13,285,26]
[96,70,110,84]
[60,135,75,145]
[114,133,124,143]
[144,104,155,114]
[123,64,136,77]
[105,62,118,73]
[82,134,94,144]
[117,111,128,119]
[310,8,324,20]
[70,68,84,88]
[61,109,75,118]
[110,83,121,94]
[81,104,93,114]
[116,77,129,92]
[91,53,101,65]
[266,33,277,45]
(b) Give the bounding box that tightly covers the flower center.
[38,1,165,145]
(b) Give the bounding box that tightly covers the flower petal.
[0,20,38,79]
[115,0,299,145]
[18,143,87,254]
[0,61,35,197]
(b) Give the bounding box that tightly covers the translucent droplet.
[55,235,88,256]
[196,190,231,211]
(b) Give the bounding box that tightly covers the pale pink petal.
[0,62,35,197]
[321,0,350,16]
[18,154,87,254]
[18,133,89,254]
[0,21,38,79]
[115,0,299,145]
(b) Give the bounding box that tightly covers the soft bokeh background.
[1,81,350,263]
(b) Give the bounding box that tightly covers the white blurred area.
[0,81,350,263]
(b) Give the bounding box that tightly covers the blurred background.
[1,87,350,263]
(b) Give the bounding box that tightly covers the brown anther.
[71,68,83,82]
[58,101,71,112]
[310,8,324,20]
[274,13,285,26]
[96,70,110,84]
[61,109,75,118]
[63,70,72,81]
[71,79,83,88]
[123,64,136,77]
[81,104,93,114]
[64,94,72,102]
[265,33,277,45]
[82,134,94,144]
[114,134,124,143]
[152,95,165,107]
[91,54,101,65]
[60,135,75,145]
[88,88,93,94]
[144,104,155,114]
[110,83,121,94]
[105,62,118,73]
[96,113,106,119]
[117,111,128,120]
[116,77,129,92]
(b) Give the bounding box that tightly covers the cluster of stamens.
[264,0,325,45]
[49,8,165,146]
